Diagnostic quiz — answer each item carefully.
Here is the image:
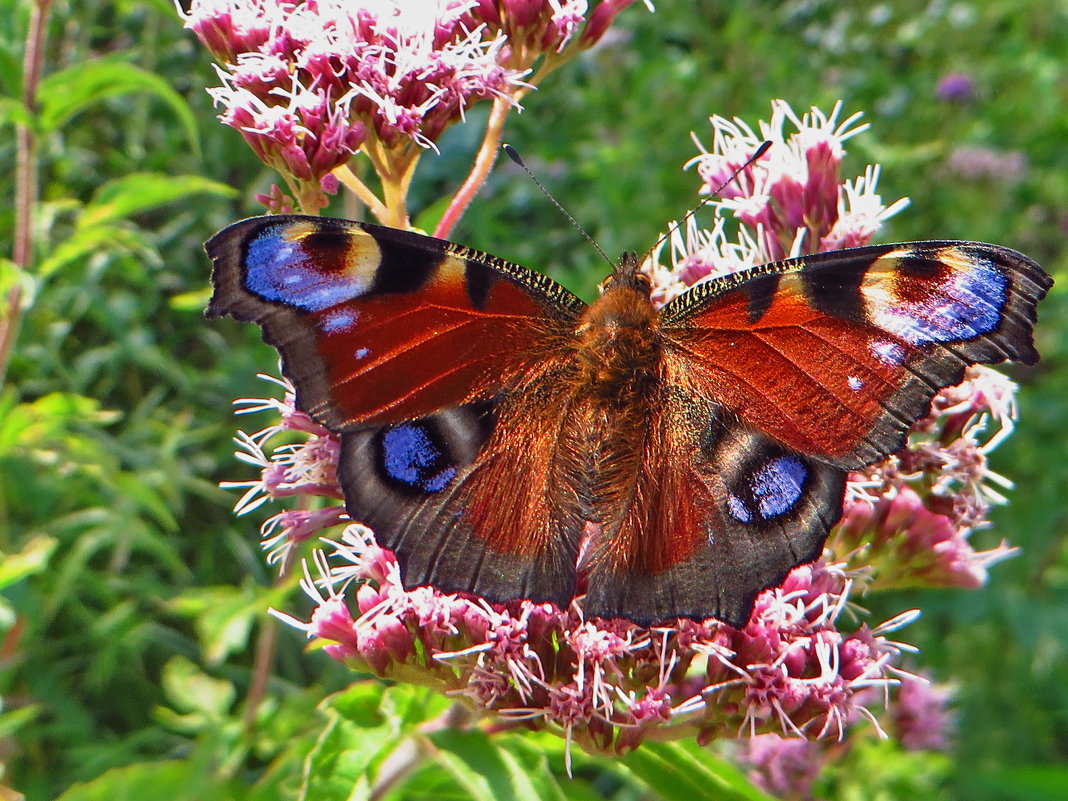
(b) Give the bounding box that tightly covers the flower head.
[737,733,822,800]
[683,100,907,264]
[833,365,1022,589]
[278,526,913,757]
[891,675,954,751]
[936,72,976,103]
[184,0,528,204]
[185,1,640,210]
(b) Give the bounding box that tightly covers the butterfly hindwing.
[338,377,590,608]
[582,387,846,627]
[659,241,1051,469]
[206,215,585,429]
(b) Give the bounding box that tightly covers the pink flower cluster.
[678,100,909,269]
[183,1,637,208]
[833,365,1021,590]
[274,521,914,759]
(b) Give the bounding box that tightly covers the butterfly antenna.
[503,144,615,269]
[644,139,773,261]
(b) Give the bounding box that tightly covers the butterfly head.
[599,252,652,297]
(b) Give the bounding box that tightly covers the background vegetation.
[1,0,1065,799]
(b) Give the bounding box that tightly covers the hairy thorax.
[573,256,661,403]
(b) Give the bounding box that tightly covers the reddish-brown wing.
[658,242,1051,469]
[207,215,584,429]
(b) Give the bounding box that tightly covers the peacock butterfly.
[206,215,1051,627]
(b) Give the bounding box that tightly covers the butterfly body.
[207,215,1050,627]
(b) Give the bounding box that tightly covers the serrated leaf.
[620,740,774,801]
[426,728,541,801]
[302,686,405,801]
[36,59,199,151]
[379,684,448,728]
[80,173,236,229]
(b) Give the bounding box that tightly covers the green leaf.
[161,656,236,719]
[302,685,403,801]
[55,761,244,801]
[426,728,547,801]
[0,392,118,451]
[80,173,237,229]
[299,685,456,801]
[36,225,146,279]
[0,257,37,309]
[0,95,35,130]
[620,741,774,801]
[958,765,1068,801]
[0,534,57,589]
[169,287,214,312]
[170,583,291,665]
[36,59,199,151]
[0,704,41,740]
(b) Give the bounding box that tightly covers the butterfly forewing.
[658,241,1051,469]
[207,215,584,429]
[207,214,591,606]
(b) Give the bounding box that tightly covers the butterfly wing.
[658,241,1051,469]
[585,241,1050,627]
[207,215,589,605]
[207,215,584,428]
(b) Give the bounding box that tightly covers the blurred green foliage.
[0,0,1064,799]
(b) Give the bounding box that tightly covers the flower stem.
[1,0,52,388]
[243,546,296,732]
[433,95,513,239]
[363,139,416,229]
[332,164,390,223]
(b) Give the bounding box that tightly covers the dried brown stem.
[1,0,53,388]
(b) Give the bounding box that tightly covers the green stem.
[243,546,296,732]
[333,163,390,222]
